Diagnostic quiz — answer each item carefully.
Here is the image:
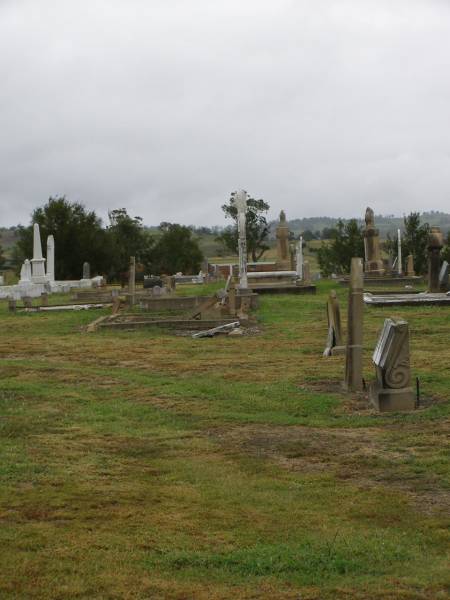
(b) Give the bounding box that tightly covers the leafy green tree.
[384,212,430,275]
[14,196,109,279]
[317,219,364,276]
[217,193,270,261]
[0,242,4,270]
[106,208,153,280]
[147,223,203,275]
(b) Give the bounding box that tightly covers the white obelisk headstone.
[31,224,47,283]
[234,190,248,289]
[46,235,55,282]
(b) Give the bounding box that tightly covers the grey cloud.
[1,0,450,227]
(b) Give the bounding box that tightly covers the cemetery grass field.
[0,282,449,599]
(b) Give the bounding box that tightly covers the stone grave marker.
[344,257,364,391]
[428,227,443,292]
[323,290,345,356]
[439,260,449,292]
[370,318,415,412]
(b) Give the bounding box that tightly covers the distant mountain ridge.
[269,211,450,238]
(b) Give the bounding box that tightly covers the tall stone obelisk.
[31,224,48,283]
[46,235,55,282]
[235,190,248,289]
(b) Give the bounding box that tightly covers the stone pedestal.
[276,210,291,270]
[363,207,385,275]
[427,227,443,293]
[370,318,415,412]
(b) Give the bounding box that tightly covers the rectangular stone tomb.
[364,293,450,306]
[370,318,416,412]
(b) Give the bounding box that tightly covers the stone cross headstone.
[129,256,136,306]
[46,235,55,282]
[323,290,345,356]
[276,210,290,270]
[405,254,415,276]
[31,223,48,283]
[363,208,384,275]
[344,257,364,391]
[370,318,415,412]
[427,227,443,292]
[234,190,248,289]
[83,261,91,280]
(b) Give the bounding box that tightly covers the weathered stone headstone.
[8,298,16,313]
[405,254,415,276]
[228,279,237,316]
[296,237,303,279]
[370,318,415,412]
[41,292,49,307]
[19,259,32,283]
[129,256,136,306]
[152,285,162,296]
[397,229,403,275]
[302,261,311,282]
[427,227,443,292]
[439,261,449,292]
[363,208,384,275]
[344,258,364,391]
[235,190,248,289]
[23,297,33,309]
[323,290,345,356]
[83,261,91,280]
[46,235,55,282]
[276,210,291,270]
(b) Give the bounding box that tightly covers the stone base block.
[369,384,416,412]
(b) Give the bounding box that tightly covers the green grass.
[0,282,449,599]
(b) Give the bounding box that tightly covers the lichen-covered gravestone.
[370,318,415,412]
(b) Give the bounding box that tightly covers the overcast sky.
[1,0,450,227]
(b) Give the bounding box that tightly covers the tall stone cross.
[234,190,248,289]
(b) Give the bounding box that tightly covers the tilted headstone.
[370,318,415,412]
[344,257,364,391]
[323,290,345,357]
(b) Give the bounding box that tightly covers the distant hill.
[269,211,450,239]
